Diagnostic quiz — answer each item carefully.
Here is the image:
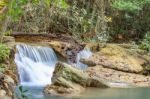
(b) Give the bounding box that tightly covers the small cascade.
[69,48,93,70]
[15,44,58,86]
[15,44,92,86]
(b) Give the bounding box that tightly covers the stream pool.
[15,86,150,99]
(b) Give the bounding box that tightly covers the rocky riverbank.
[44,43,150,95]
[0,36,18,99]
[2,35,150,97]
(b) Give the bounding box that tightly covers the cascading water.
[15,44,58,86]
[69,48,93,70]
[15,44,92,86]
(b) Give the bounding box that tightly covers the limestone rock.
[0,90,6,97]
[85,43,101,52]
[49,41,85,63]
[4,70,18,84]
[2,36,15,44]
[87,65,150,87]
[44,62,109,95]
[0,72,16,98]
[81,44,144,73]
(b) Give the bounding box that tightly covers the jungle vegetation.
[0,0,150,51]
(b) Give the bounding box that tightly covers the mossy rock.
[0,44,10,63]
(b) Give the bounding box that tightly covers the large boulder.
[87,65,150,87]
[81,44,146,73]
[44,62,109,95]
[44,62,144,96]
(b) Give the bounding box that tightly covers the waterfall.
[15,44,58,86]
[15,44,92,86]
[69,48,93,70]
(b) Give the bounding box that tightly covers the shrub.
[0,44,10,62]
[0,63,7,72]
[140,32,150,54]
[140,32,150,53]
[110,0,150,41]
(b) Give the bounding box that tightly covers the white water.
[15,44,92,86]
[69,48,93,70]
[15,44,58,86]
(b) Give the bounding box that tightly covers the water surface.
[15,86,150,99]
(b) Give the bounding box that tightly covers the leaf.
[19,86,23,92]
[21,94,28,99]
[23,90,28,93]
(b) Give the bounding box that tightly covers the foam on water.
[15,44,93,86]
[69,48,93,70]
[15,44,57,86]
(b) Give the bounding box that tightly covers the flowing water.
[15,44,92,86]
[15,86,150,99]
[14,44,150,99]
[69,48,93,70]
[15,44,58,86]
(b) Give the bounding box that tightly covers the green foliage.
[140,32,150,53]
[112,0,142,13]
[0,0,7,9]
[0,44,10,62]
[3,0,149,42]
[15,86,29,99]
[0,63,7,72]
[7,0,27,22]
[6,0,101,41]
[110,0,150,41]
[4,30,12,36]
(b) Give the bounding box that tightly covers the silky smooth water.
[15,86,150,99]
[69,48,93,70]
[15,44,92,86]
[14,44,150,99]
[15,44,58,86]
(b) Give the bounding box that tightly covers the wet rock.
[81,44,144,73]
[87,65,150,87]
[44,62,109,95]
[49,41,85,63]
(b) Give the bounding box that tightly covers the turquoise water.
[15,86,150,99]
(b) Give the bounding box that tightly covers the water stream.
[14,44,150,99]
[15,44,58,86]
[15,44,92,86]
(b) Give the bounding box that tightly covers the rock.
[44,62,109,95]
[85,43,102,52]
[0,90,6,97]
[87,65,150,87]
[2,36,15,44]
[4,70,18,84]
[49,41,85,63]
[81,44,144,73]
[0,72,16,98]
[0,89,11,99]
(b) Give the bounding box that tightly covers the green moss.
[0,44,10,63]
[0,63,7,72]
